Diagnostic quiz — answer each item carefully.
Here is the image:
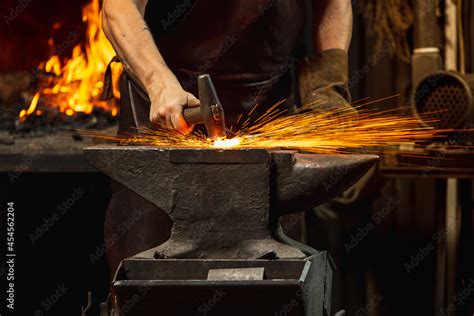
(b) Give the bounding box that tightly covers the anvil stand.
[85,146,377,316]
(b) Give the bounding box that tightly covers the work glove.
[297,48,357,118]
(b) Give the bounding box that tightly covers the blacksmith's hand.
[149,83,200,133]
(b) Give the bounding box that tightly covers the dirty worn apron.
[105,0,308,274]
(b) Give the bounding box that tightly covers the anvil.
[85,146,377,260]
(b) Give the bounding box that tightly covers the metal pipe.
[414,0,439,49]
[412,0,443,86]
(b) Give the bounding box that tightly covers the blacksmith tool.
[85,147,377,260]
[116,72,226,137]
[85,146,377,315]
[182,74,226,139]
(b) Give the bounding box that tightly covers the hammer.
[183,74,226,139]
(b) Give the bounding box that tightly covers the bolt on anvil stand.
[85,146,377,315]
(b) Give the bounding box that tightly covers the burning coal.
[18,0,121,123]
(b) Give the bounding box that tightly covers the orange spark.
[88,98,454,155]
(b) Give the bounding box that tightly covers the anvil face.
[85,146,377,259]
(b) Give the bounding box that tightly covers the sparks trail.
[82,96,461,155]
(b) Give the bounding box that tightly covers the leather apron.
[105,0,308,274]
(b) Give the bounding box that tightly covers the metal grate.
[414,73,471,129]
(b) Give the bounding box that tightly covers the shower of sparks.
[87,97,462,155]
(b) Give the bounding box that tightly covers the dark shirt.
[145,0,308,122]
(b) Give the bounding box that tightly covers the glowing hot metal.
[213,138,242,148]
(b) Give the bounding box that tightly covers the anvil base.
[108,252,333,316]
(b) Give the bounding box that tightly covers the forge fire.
[1,0,473,315]
[16,0,121,127]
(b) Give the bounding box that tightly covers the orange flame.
[19,92,40,121]
[19,0,121,122]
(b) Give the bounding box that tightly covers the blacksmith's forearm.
[102,0,180,95]
[312,0,353,52]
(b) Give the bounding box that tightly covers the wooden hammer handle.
[183,106,203,125]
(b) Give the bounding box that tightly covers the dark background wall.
[0,173,111,315]
[0,0,89,72]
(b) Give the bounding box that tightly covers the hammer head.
[197,74,226,139]
[182,75,227,139]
